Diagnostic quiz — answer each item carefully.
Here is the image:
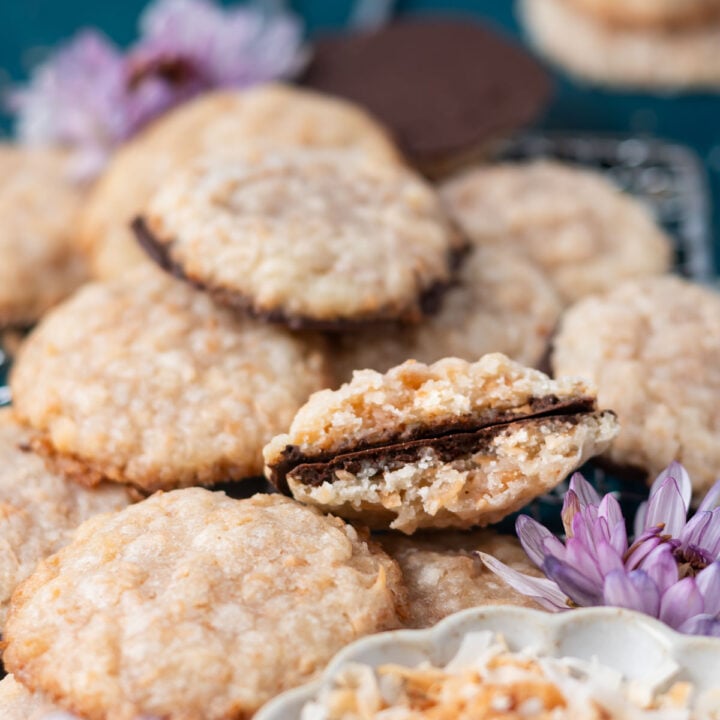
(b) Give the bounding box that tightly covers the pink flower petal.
[561,489,580,538]
[677,614,720,637]
[515,515,564,569]
[543,557,603,607]
[698,479,720,513]
[598,493,623,528]
[644,476,688,538]
[476,552,568,611]
[568,472,601,508]
[659,577,704,630]
[696,562,720,616]
[565,537,603,585]
[603,569,660,617]
[642,544,678,594]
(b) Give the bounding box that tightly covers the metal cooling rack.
[500,133,714,283]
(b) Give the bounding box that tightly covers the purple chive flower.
[8,30,129,179]
[125,0,305,134]
[8,0,305,180]
[479,462,720,637]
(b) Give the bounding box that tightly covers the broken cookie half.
[263,353,619,533]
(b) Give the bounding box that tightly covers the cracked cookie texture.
[3,490,406,720]
[328,245,561,382]
[440,161,671,304]
[0,410,131,629]
[10,265,329,492]
[553,276,720,493]
[264,354,618,532]
[139,146,461,328]
[378,530,541,628]
[79,84,402,280]
[0,145,87,328]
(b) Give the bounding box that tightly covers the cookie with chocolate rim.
[263,353,619,533]
[134,147,466,330]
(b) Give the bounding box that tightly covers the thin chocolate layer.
[290,414,585,488]
[132,216,467,331]
[267,395,596,492]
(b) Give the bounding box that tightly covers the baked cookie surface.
[566,0,720,29]
[521,0,720,89]
[264,354,618,533]
[0,675,61,720]
[553,276,720,494]
[328,246,561,383]
[79,84,401,280]
[0,410,131,628]
[378,530,540,628]
[10,265,328,492]
[137,147,462,328]
[0,145,86,328]
[440,161,672,304]
[3,490,406,720]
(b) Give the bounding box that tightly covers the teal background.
[1,0,719,267]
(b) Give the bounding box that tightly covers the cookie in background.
[553,275,720,494]
[328,245,561,384]
[441,160,672,305]
[0,145,87,329]
[520,0,720,90]
[79,84,403,280]
[378,530,541,629]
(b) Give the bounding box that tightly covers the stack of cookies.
[0,80,718,720]
[521,0,720,89]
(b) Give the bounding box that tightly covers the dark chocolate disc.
[300,16,552,176]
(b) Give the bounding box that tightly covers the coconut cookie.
[520,0,720,90]
[378,531,541,629]
[264,354,618,533]
[79,84,402,280]
[440,161,672,305]
[135,147,463,329]
[329,246,561,383]
[553,276,720,494]
[10,265,328,492]
[3,490,406,720]
[0,675,64,720]
[0,410,131,628]
[0,145,86,328]
[567,0,720,30]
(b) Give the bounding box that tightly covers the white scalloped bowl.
[255,605,720,720]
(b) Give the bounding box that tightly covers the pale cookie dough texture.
[0,675,65,720]
[520,0,720,90]
[138,147,462,328]
[553,276,720,494]
[0,410,131,629]
[441,161,672,305]
[378,530,541,628]
[0,145,86,328]
[264,353,618,533]
[79,84,402,279]
[566,0,720,29]
[10,265,328,492]
[3,490,406,720]
[329,246,561,383]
